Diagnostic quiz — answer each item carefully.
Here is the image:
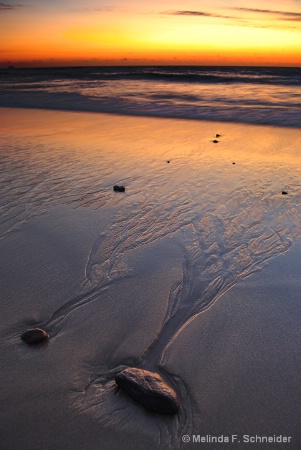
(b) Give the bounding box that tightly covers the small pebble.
[213,140,219,143]
[167,160,170,163]
[282,191,288,195]
[113,185,125,192]
[232,162,235,164]
[216,134,220,138]
[21,328,49,344]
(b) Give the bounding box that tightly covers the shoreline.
[1,100,301,130]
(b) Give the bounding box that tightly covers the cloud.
[165,8,301,22]
[233,8,301,21]
[163,10,236,19]
[165,11,212,17]
[0,2,24,9]
[162,8,301,29]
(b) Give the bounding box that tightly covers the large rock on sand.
[115,367,180,415]
[21,328,49,344]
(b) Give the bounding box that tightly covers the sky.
[1,0,301,67]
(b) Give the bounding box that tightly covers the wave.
[1,65,301,86]
[1,65,301,128]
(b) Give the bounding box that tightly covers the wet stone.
[21,328,49,344]
[113,185,125,192]
[115,367,180,415]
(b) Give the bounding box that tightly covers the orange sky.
[1,0,301,67]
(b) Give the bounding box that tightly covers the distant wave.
[1,66,301,128]
[2,65,301,86]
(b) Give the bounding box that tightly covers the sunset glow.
[1,0,301,67]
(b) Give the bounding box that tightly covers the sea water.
[1,65,301,127]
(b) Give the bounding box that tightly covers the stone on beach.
[113,185,125,192]
[21,328,49,344]
[115,367,180,415]
[213,140,219,143]
[282,191,288,195]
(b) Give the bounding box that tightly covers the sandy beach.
[0,107,301,450]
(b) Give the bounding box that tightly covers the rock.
[213,140,219,143]
[216,134,220,138]
[282,191,288,195]
[21,328,49,344]
[113,185,125,192]
[115,367,179,415]
[232,162,235,164]
[167,160,170,163]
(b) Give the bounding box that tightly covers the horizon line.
[2,63,301,69]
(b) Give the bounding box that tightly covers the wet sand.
[0,107,301,449]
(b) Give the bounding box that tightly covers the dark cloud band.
[163,8,301,25]
[0,2,24,10]
[233,8,301,21]
[163,10,235,19]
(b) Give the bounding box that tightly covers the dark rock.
[21,328,49,344]
[213,140,219,143]
[216,134,220,138]
[167,160,170,163]
[232,162,235,164]
[113,185,125,192]
[115,367,179,415]
[282,191,288,195]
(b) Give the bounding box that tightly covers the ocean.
[1,65,301,127]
